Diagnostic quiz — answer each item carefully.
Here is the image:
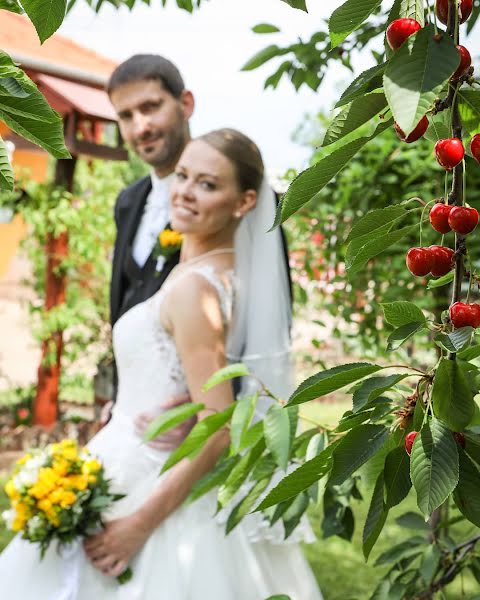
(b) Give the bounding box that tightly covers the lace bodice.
[112,262,235,420]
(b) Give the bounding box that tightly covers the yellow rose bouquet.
[2,439,132,583]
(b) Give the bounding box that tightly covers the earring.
[234,211,242,218]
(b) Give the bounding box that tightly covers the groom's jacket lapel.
[110,175,152,326]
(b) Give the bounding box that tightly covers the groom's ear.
[180,90,195,120]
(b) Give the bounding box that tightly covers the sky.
[59,0,480,172]
[59,0,352,172]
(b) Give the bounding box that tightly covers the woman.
[0,129,322,599]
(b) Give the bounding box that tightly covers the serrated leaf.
[282,491,310,538]
[375,536,426,565]
[265,596,292,600]
[352,375,406,413]
[187,455,240,503]
[458,344,480,361]
[161,403,235,473]
[281,0,307,9]
[420,544,441,586]
[0,77,29,98]
[395,511,431,530]
[255,443,336,511]
[230,394,257,452]
[399,0,425,25]
[384,446,412,508]
[241,45,289,71]
[271,119,392,227]
[346,206,408,244]
[264,60,291,89]
[426,270,454,288]
[252,23,280,34]
[410,418,459,517]
[432,359,475,431]
[202,363,249,391]
[21,0,67,43]
[264,404,291,470]
[324,92,388,147]
[330,424,389,486]
[434,327,473,354]
[384,25,459,135]
[387,321,426,351]
[458,90,480,137]
[329,0,382,49]
[0,136,14,191]
[363,471,388,559]
[218,438,265,508]
[143,403,204,442]
[453,448,480,527]
[381,301,426,328]
[238,420,264,451]
[226,477,271,534]
[336,62,386,108]
[288,363,384,406]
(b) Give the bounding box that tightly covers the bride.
[0,128,322,599]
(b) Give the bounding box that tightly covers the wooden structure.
[0,12,127,427]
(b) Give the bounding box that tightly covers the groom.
[105,54,291,444]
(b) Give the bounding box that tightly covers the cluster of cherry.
[388,0,480,330]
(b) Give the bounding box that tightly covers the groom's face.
[110,79,194,176]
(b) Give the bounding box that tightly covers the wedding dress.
[0,258,322,600]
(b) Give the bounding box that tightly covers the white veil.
[227,176,295,415]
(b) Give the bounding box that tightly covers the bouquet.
[2,439,132,583]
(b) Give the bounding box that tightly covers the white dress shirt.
[131,172,173,268]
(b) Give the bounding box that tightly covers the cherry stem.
[386,365,428,376]
[420,199,436,246]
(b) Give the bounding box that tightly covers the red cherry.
[429,245,454,277]
[429,203,452,233]
[449,302,480,328]
[394,115,429,143]
[435,138,465,170]
[453,432,466,448]
[436,0,473,25]
[448,206,479,235]
[452,45,472,79]
[470,134,480,163]
[405,431,418,456]
[406,247,433,276]
[386,18,422,50]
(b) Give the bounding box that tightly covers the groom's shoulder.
[116,175,151,210]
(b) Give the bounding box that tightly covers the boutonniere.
[153,228,183,273]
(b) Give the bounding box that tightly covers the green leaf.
[252,23,280,34]
[434,327,473,354]
[323,92,388,147]
[202,363,249,391]
[142,403,204,442]
[230,394,258,452]
[427,270,454,289]
[255,443,336,511]
[264,60,292,89]
[282,491,310,538]
[226,477,271,533]
[329,0,382,49]
[384,446,412,508]
[330,424,389,485]
[336,62,386,108]
[453,448,480,527]
[0,136,14,192]
[420,544,441,586]
[265,596,292,600]
[458,90,480,137]
[346,206,408,244]
[399,0,425,25]
[410,418,459,517]
[0,77,29,98]
[432,359,475,431]
[187,455,240,503]
[288,363,384,406]
[0,0,23,14]
[20,0,67,43]
[395,511,431,531]
[272,119,392,226]
[348,223,417,277]
[387,321,426,351]
[363,471,388,559]
[218,439,265,508]
[458,344,480,362]
[384,25,460,135]
[161,404,235,473]
[280,0,307,9]
[375,536,425,565]
[381,301,426,328]
[264,404,291,470]
[241,45,289,71]
[238,420,264,451]
[352,375,406,413]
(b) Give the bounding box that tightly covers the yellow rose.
[52,459,69,477]
[81,459,101,475]
[12,516,26,532]
[59,491,77,508]
[67,474,88,491]
[29,482,49,500]
[5,479,18,499]
[15,452,32,466]
[38,498,53,513]
[159,229,183,247]
[48,489,63,505]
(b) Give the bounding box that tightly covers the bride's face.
[170,140,255,235]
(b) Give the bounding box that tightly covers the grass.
[0,400,479,598]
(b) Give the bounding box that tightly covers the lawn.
[0,400,479,599]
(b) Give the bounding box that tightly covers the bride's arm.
[84,274,233,576]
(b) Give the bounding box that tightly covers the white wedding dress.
[0,261,322,600]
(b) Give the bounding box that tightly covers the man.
[103,54,291,446]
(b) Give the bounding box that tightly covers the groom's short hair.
[107,54,185,99]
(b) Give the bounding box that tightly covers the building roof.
[0,11,117,80]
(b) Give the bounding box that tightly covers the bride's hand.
[83,514,148,578]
